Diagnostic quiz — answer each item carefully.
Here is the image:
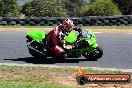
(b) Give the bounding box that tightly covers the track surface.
[0,31,132,70]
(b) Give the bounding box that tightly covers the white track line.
[128,33,132,34]
[83,67,132,73]
[0,63,132,72]
[93,32,102,34]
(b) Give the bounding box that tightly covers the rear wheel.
[28,48,46,60]
[27,41,46,60]
[52,52,67,62]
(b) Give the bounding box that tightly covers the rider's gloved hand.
[72,43,78,48]
[63,44,73,49]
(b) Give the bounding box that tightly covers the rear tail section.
[26,30,46,44]
[26,30,47,58]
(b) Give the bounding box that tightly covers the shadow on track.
[4,57,94,64]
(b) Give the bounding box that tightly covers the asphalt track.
[0,30,132,71]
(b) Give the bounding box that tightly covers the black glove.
[72,42,78,48]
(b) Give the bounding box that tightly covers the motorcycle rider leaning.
[46,18,82,59]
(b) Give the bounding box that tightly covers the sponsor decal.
[76,66,131,85]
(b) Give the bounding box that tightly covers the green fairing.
[81,30,98,48]
[65,30,98,57]
[65,32,77,44]
[89,31,98,48]
[27,30,46,43]
[92,43,98,48]
[66,47,94,57]
[65,30,98,55]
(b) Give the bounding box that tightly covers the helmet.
[63,19,74,32]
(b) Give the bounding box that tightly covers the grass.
[0,65,128,88]
[0,65,76,88]
[0,25,132,29]
[0,82,71,88]
[83,26,132,29]
[0,25,53,28]
[85,68,124,74]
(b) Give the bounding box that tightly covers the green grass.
[0,25,53,28]
[0,25,132,29]
[0,81,71,88]
[85,68,124,74]
[83,26,132,29]
[0,65,128,88]
[0,65,76,88]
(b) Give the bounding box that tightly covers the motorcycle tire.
[52,52,67,62]
[92,46,103,59]
[28,48,46,59]
[82,46,103,61]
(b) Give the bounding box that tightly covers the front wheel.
[82,46,103,61]
[92,46,103,59]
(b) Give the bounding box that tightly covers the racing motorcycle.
[26,28,103,61]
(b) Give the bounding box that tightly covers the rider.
[46,18,82,59]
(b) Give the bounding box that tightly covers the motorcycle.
[26,28,103,61]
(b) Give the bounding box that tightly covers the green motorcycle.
[26,28,103,61]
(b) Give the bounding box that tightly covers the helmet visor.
[67,26,73,32]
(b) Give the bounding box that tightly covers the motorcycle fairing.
[27,30,46,44]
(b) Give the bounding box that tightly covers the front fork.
[81,43,98,58]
